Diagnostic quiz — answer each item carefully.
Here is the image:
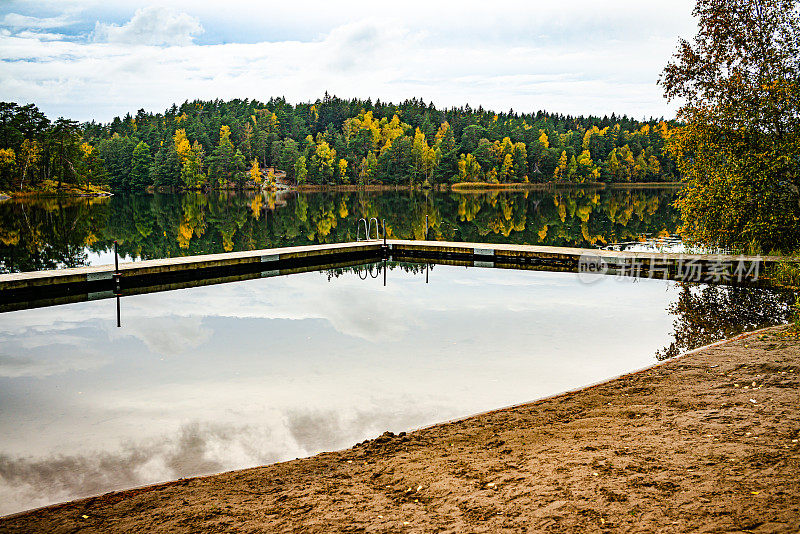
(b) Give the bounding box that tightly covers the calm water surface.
[0,262,793,515]
[0,187,681,272]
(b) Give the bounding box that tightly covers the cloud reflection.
[0,402,439,516]
[0,265,684,516]
[112,316,211,356]
[0,349,108,378]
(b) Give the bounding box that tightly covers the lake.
[1,186,792,516]
[0,258,794,515]
[0,187,681,272]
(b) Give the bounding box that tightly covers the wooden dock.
[1,240,795,312]
[0,242,381,312]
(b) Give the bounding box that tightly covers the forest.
[0,95,679,193]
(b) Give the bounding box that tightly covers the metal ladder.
[357,217,387,244]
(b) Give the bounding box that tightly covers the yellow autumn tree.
[538,131,550,149]
[312,141,336,182]
[553,151,567,180]
[249,160,262,184]
[411,128,437,183]
[0,149,16,184]
[500,153,514,182]
[457,153,481,182]
[174,129,205,188]
[174,129,191,161]
[18,139,42,189]
[336,159,349,184]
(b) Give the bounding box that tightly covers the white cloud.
[0,12,75,30]
[0,1,695,120]
[92,6,203,46]
[13,30,67,41]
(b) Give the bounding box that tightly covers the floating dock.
[0,240,795,312]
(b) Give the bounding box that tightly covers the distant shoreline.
[607,181,684,189]
[1,187,113,201]
[2,181,684,200]
[294,181,684,193]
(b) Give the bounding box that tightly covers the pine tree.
[208,125,235,187]
[129,141,152,190]
[151,142,181,188]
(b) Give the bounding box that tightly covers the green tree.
[459,124,484,154]
[97,134,137,190]
[233,149,247,188]
[180,142,206,189]
[208,125,236,188]
[295,155,308,184]
[129,140,152,190]
[50,118,83,189]
[359,150,378,184]
[151,142,182,189]
[278,138,300,181]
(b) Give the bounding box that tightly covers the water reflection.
[0,187,680,273]
[656,284,795,360]
[0,262,789,516]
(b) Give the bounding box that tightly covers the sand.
[2,326,799,533]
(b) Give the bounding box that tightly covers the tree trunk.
[19,154,29,192]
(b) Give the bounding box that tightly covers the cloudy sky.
[0,0,696,123]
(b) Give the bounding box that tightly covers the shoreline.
[2,193,113,200]
[1,182,683,200]
[2,324,798,531]
[1,181,113,200]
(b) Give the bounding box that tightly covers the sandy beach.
[2,326,798,533]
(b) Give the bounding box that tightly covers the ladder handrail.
[357,217,387,242]
[368,217,380,240]
[368,262,380,279]
[356,218,369,241]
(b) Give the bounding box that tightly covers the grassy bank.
[2,180,111,199]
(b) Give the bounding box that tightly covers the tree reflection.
[325,262,432,281]
[0,187,681,273]
[0,197,109,273]
[656,283,795,360]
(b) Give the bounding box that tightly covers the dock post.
[113,241,121,294]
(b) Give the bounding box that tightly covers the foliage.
[130,141,152,190]
[768,259,800,289]
[3,93,688,193]
[0,103,105,193]
[661,0,800,252]
[20,93,682,192]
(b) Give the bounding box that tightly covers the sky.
[0,0,697,123]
